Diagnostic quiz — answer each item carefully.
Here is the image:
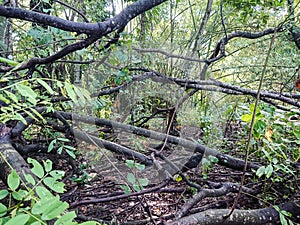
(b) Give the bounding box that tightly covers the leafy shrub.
[0,158,99,225]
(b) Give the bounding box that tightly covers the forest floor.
[1,124,299,225]
[56,124,299,224]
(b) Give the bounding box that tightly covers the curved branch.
[131,28,279,65]
[208,28,279,63]
[0,0,167,35]
[177,182,253,218]
[0,0,167,71]
[0,139,38,189]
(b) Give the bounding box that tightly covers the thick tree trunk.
[166,202,300,225]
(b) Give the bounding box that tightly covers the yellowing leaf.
[264,126,273,142]
[174,174,182,182]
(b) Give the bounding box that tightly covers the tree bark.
[166,202,300,225]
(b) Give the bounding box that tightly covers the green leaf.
[29,108,46,123]
[64,145,76,151]
[279,212,288,225]
[5,214,30,225]
[43,159,53,173]
[208,155,219,163]
[43,177,65,193]
[12,113,27,125]
[32,196,59,215]
[293,130,300,139]
[80,221,99,225]
[41,200,69,220]
[54,211,77,225]
[126,160,135,169]
[36,78,54,95]
[31,222,42,225]
[4,90,18,103]
[279,209,292,217]
[7,170,20,191]
[48,139,56,152]
[65,149,76,159]
[138,178,149,187]
[256,166,265,178]
[0,190,8,200]
[174,174,182,182]
[120,185,131,194]
[65,82,77,102]
[23,173,36,186]
[265,165,273,178]
[135,163,145,171]
[27,158,44,179]
[0,56,18,66]
[49,170,65,179]
[241,114,252,123]
[57,146,63,154]
[57,138,70,142]
[23,109,38,122]
[127,173,136,184]
[12,189,29,201]
[132,184,141,192]
[35,186,53,199]
[15,83,37,105]
[0,203,7,217]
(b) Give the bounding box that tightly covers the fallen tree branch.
[70,180,169,208]
[0,125,38,188]
[166,202,300,225]
[54,111,261,171]
[177,182,253,218]
[50,122,153,166]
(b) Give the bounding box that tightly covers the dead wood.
[166,202,300,225]
[177,182,253,218]
[54,111,261,171]
[0,124,40,189]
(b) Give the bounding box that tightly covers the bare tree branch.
[166,202,300,225]
[0,0,167,71]
[0,0,167,34]
[54,110,261,171]
[177,182,253,218]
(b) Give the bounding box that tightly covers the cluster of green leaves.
[48,137,77,159]
[240,103,299,189]
[26,27,73,58]
[201,155,219,180]
[120,160,149,193]
[0,158,98,225]
[70,163,92,185]
[223,0,285,25]
[274,205,295,225]
[113,68,131,86]
[0,78,91,124]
